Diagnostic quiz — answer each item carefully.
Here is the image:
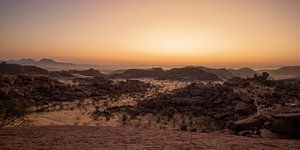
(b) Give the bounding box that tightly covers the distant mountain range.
[1,58,299,80]
[2,58,100,71]
[0,62,48,75]
[0,62,104,78]
[110,66,300,80]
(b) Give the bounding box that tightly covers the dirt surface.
[1,126,299,150]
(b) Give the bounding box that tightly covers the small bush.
[103,101,109,107]
[0,97,29,129]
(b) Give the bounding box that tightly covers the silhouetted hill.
[179,66,256,79]
[228,67,256,78]
[0,62,104,78]
[69,68,104,77]
[274,66,300,75]
[158,67,221,81]
[110,68,164,79]
[5,58,100,71]
[110,67,220,81]
[259,66,300,79]
[110,66,258,80]
[191,66,233,80]
[0,62,48,75]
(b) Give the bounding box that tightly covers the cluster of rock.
[74,77,152,98]
[100,75,300,139]
[137,83,240,127]
[0,75,84,105]
[226,113,300,139]
[0,74,152,106]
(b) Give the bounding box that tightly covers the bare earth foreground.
[1,126,300,150]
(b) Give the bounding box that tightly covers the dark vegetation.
[0,97,29,129]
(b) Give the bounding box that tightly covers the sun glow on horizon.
[0,0,300,67]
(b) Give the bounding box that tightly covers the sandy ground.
[1,126,299,150]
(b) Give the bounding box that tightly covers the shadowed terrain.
[1,126,300,150]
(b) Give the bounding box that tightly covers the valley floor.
[1,126,299,150]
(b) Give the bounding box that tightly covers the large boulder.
[234,102,256,116]
[0,86,11,98]
[226,115,273,133]
[271,113,300,139]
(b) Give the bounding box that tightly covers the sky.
[0,0,300,68]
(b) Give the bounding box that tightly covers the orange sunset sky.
[0,0,300,67]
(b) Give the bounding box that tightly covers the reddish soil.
[1,126,300,150]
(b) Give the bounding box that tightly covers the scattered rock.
[239,130,252,136]
[0,86,10,98]
[190,128,197,132]
[226,115,273,133]
[180,125,188,131]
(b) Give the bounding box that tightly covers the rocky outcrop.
[234,102,257,116]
